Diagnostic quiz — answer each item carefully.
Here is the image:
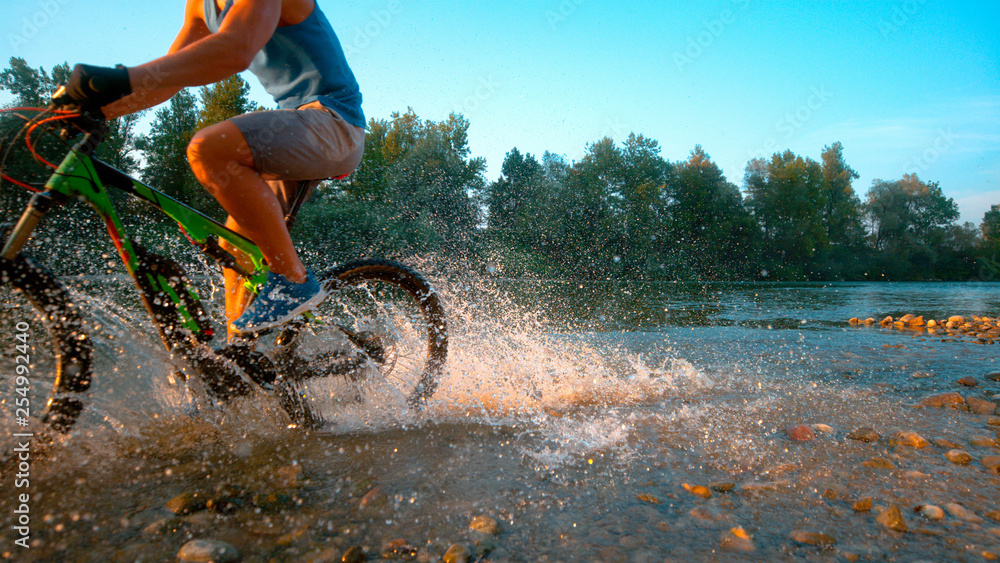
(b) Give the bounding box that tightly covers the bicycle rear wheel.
[0,255,93,434]
[271,259,447,422]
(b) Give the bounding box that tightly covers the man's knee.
[186,123,253,188]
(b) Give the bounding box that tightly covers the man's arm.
[102,0,212,118]
[130,0,280,94]
[103,0,280,118]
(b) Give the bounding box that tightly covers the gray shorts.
[229,101,365,214]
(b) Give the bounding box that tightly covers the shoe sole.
[230,290,327,335]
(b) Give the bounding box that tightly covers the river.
[1,277,999,562]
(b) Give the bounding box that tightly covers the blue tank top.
[204,0,365,129]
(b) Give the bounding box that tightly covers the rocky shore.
[849,314,1000,344]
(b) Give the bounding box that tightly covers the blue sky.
[4,0,998,224]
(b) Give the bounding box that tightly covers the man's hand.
[62,64,133,113]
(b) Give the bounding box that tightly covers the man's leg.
[186,120,308,333]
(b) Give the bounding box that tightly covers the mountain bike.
[0,100,448,435]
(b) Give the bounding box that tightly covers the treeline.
[3,58,999,281]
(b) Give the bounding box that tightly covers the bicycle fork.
[2,190,66,260]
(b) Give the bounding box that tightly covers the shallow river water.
[1,276,999,562]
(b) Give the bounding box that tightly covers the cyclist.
[59,0,365,337]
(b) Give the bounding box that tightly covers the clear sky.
[4,0,998,224]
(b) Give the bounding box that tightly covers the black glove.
[63,63,132,112]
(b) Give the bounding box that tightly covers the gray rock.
[915,505,945,521]
[176,539,240,563]
[943,503,984,523]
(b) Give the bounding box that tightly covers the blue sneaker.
[231,269,325,334]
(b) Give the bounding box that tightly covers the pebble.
[943,503,984,523]
[720,527,755,552]
[919,392,965,408]
[967,397,999,415]
[176,539,240,563]
[971,435,998,447]
[786,424,816,441]
[981,456,1000,470]
[889,430,930,448]
[852,497,873,512]
[689,506,725,521]
[861,457,895,469]
[911,371,935,379]
[986,371,1000,382]
[915,505,945,521]
[635,493,661,505]
[875,505,908,532]
[274,464,304,488]
[944,450,973,465]
[682,483,712,499]
[988,416,1000,427]
[301,548,341,563]
[358,486,388,510]
[958,377,979,387]
[166,492,208,515]
[933,437,962,448]
[141,516,184,537]
[380,539,418,559]
[811,423,836,435]
[847,427,879,443]
[443,544,471,563]
[341,546,365,563]
[469,515,500,536]
[789,530,835,546]
[710,482,736,493]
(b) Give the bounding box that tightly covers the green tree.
[865,174,960,279]
[300,109,484,259]
[561,137,621,278]
[744,151,828,278]
[819,142,863,247]
[670,146,757,278]
[195,75,259,130]
[978,204,1000,279]
[136,90,204,206]
[0,57,69,107]
[1,57,143,209]
[485,147,543,235]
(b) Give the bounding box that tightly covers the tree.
[819,142,863,247]
[196,75,259,130]
[1,57,143,209]
[0,57,69,107]
[485,147,544,235]
[865,174,960,278]
[136,90,204,206]
[979,204,1000,279]
[301,109,485,259]
[670,146,757,278]
[744,150,828,277]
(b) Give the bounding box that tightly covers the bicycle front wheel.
[273,259,447,414]
[0,255,93,435]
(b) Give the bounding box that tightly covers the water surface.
[1,278,998,561]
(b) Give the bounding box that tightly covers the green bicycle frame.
[3,133,269,340]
